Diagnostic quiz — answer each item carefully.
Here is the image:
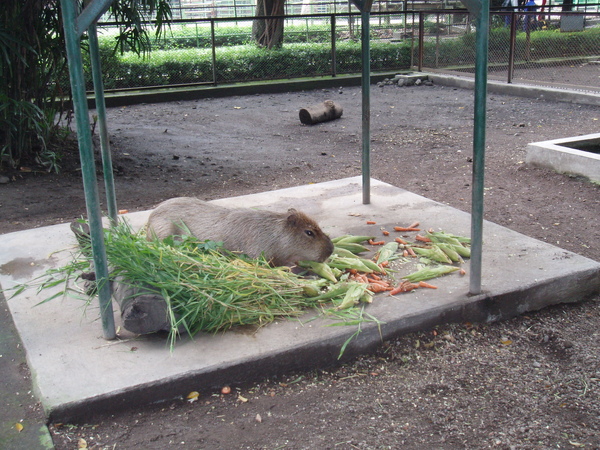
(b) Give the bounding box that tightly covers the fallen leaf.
[238,395,248,403]
[187,391,200,403]
[569,441,585,448]
[78,438,87,449]
[501,339,513,346]
[233,106,241,109]
[14,423,23,432]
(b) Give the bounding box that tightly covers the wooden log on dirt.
[299,100,343,125]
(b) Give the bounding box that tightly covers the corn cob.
[402,265,459,282]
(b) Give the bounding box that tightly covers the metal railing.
[89,9,600,93]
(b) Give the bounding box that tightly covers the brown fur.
[146,197,334,267]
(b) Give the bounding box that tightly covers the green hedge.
[93,40,413,89]
[88,24,599,90]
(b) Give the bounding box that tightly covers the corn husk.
[402,265,460,282]
[376,242,399,264]
[411,246,452,264]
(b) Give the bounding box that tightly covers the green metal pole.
[469,0,489,295]
[361,9,371,205]
[60,0,116,339]
[89,22,118,225]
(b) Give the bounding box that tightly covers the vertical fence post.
[60,0,115,340]
[88,22,118,225]
[469,0,490,296]
[507,11,517,83]
[211,19,217,86]
[361,8,371,204]
[418,12,424,71]
[331,14,337,77]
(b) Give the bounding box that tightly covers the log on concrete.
[299,100,343,125]
[69,221,172,335]
[112,278,172,335]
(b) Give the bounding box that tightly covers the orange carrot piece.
[366,220,376,225]
[395,237,408,245]
[408,221,420,229]
[389,281,418,295]
[394,226,421,232]
[406,247,417,257]
[418,281,438,289]
[369,239,385,245]
[382,230,390,236]
[415,234,432,243]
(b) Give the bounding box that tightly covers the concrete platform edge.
[45,265,599,424]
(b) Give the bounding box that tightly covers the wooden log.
[112,278,173,335]
[70,221,173,335]
[299,100,343,125]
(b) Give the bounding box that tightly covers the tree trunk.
[253,0,285,49]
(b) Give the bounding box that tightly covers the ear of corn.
[376,242,399,264]
[411,246,452,264]
[402,265,460,282]
[335,283,368,310]
[436,243,462,263]
[297,260,338,282]
[333,242,370,254]
[327,256,374,273]
[332,235,375,244]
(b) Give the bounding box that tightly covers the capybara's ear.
[286,208,299,225]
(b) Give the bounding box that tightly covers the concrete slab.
[526,133,600,184]
[1,177,598,423]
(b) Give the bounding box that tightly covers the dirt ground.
[2,83,599,449]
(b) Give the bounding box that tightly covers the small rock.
[415,78,422,86]
[0,175,9,184]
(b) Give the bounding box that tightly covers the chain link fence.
[90,8,600,93]
[420,8,600,92]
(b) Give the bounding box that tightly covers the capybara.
[146,197,334,267]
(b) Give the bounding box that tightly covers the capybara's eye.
[305,230,314,237]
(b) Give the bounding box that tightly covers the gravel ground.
[1,81,599,449]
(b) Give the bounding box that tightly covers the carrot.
[366,220,376,225]
[369,273,382,281]
[379,261,389,267]
[418,281,438,289]
[406,247,417,257]
[459,268,467,276]
[402,249,409,257]
[415,234,432,243]
[369,283,389,293]
[382,230,390,236]
[389,281,418,295]
[395,237,408,245]
[408,221,420,229]
[394,226,421,232]
[369,239,385,245]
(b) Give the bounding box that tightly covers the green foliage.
[1,0,172,172]
[94,40,413,88]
